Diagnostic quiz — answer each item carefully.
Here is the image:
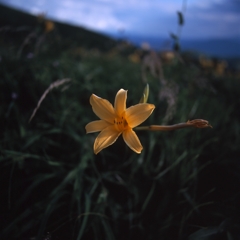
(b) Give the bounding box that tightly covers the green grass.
[1,4,240,240]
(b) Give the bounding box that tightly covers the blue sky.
[1,0,240,39]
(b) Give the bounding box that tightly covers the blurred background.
[1,1,240,240]
[1,0,240,57]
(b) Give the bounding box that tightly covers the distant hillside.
[113,33,240,58]
[0,3,117,51]
[181,38,240,58]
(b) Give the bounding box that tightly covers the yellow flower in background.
[85,89,155,154]
[44,20,55,33]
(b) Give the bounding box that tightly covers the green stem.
[135,123,194,131]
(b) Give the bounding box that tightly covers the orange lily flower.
[85,89,155,154]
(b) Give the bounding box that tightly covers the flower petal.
[114,89,127,116]
[85,120,111,133]
[122,129,143,154]
[94,125,121,154]
[90,94,115,123]
[125,103,155,128]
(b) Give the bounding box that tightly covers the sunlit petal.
[125,103,155,128]
[94,125,121,154]
[114,89,127,116]
[90,94,115,123]
[85,120,111,133]
[122,129,143,154]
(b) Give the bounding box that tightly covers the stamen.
[114,116,129,131]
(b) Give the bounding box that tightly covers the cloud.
[184,0,240,38]
[52,1,126,31]
[1,0,239,39]
[52,0,183,36]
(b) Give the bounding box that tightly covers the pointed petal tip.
[118,88,127,92]
[94,149,100,155]
[149,103,155,110]
[134,148,142,154]
[123,129,143,154]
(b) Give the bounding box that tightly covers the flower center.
[114,115,129,132]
